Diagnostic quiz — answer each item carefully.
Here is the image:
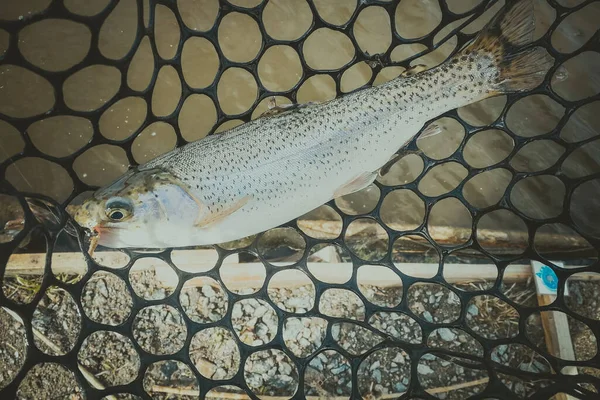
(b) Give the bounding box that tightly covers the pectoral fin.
[334,172,377,199]
[195,196,251,229]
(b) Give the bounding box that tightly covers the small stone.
[394,383,407,392]
[201,285,216,298]
[496,345,507,356]
[429,295,436,304]
[423,311,433,323]
[97,280,109,297]
[421,353,435,361]
[255,322,269,339]
[418,364,434,375]
[311,357,324,371]
[393,352,405,364]
[519,362,539,373]
[248,374,263,387]
[438,328,457,342]
[254,305,268,318]
[331,365,348,375]
[279,362,292,375]
[467,304,479,316]
[372,369,382,383]
[370,361,380,371]
[246,317,258,328]
[331,324,340,339]
[213,367,227,380]
[232,304,243,319]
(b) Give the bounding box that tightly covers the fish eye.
[105,198,133,222]
[108,209,126,221]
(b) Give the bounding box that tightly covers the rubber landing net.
[0,0,599,399]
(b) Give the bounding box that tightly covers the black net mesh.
[1,0,600,399]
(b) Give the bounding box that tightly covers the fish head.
[66,168,202,248]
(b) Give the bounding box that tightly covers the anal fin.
[334,172,377,199]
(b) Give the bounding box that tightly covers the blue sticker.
[535,265,558,291]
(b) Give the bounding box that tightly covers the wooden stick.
[4,249,598,290]
[150,376,490,399]
[426,377,489,395]
[532,261,578,400]
[4,249,234,276]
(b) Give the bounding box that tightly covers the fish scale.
[68,0,554,248]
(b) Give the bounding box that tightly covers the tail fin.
[462,0,554,94]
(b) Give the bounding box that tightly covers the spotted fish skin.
[69,0,553,248]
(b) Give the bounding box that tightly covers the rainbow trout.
[68,0,553,249]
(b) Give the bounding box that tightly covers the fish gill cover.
[0,0,599,399]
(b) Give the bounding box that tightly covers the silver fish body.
[68,0,553,248]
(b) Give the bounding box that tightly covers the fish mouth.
[88,228,101,254]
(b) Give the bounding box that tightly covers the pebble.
[418,364,434,375]
[97,280,109,298]
[467,304,479,316]
[331,324,340,338]
[393,353,405,364]
[497,345,508,357]
[255,322,269,339]
[331,365,348,375]
[279,362,292,375]
[248,374,264,387]
[285,319,303,338]
[423,311,433,323]
[254,305,268,318]
[437,328,457,342]
[421,353,436,361]
[372,369,382,383]
[201,285,216,298]
[302,327,312,338]
[232,304,243,319]
[370,361,380,371]
[394,383,407,392]
[311,357,324,371]
[519,363,539,373]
